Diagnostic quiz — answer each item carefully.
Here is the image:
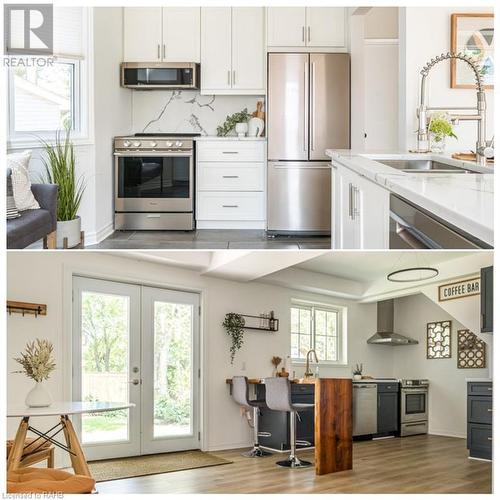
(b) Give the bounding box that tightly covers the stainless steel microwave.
[121,62,200,89]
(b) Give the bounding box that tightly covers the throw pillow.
[6,170,20,219]
[7,150,40,211]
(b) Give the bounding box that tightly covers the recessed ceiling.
[107,250,214,271]
[294,251,477,283]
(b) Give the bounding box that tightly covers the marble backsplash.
[131,90,265,136]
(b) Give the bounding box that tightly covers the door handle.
[310,62,315,151]
[304,62,308,152]
[129,379,140,385]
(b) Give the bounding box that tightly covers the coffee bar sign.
[438,276,480,302]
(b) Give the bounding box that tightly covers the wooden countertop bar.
[226,377,352,475]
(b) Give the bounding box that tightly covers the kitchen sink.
[376,159,476,174]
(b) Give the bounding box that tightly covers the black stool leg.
[242,406,272,458]
[276,411,312,468]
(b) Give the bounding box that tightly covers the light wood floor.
[95,435,491,494]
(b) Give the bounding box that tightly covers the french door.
[72,276,200,460]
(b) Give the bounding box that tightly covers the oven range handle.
[401,388,428,392]
[114,152,192,157]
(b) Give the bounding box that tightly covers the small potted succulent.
[14,339,56,407]
[353,363,363,381]
[428,112,457,153]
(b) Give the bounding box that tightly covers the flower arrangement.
[428,112,457,152]
[14,339,56,382]
[223,313,245,364]
[271,356,282,376]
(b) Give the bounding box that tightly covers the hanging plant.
[223,313,245,364]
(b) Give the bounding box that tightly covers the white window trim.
[291,299,348,367]
[7,7,94,150]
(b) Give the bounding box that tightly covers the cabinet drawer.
[196,141,266,162]
[377,383,399,393]
[468,382,493,396]
[468,423,492,459]
[197,162,264,191]
[468,396,493,425]
[197,192,265,220]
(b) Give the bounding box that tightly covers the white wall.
[364,7,399,39]
[6,252,391,463]
[401,6,494,152]
[393,293,489,438]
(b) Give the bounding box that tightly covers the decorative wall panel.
[427,320,452,359]
[457,329,486,369]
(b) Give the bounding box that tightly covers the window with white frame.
[8,7,87,140]
[291,302,344,363]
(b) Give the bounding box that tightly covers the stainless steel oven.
[400,379,429,436]
[114,134,197,230]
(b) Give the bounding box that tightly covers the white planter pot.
[235,122,248,137]
[25,381,52,408]
[353,374,362,381]
[56,216,81,249]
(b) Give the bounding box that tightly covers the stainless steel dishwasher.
[353,383,377,436]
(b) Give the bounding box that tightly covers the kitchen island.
[226,377,352,475]
[327,150,494,249]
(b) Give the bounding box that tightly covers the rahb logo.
[4,4,53,55]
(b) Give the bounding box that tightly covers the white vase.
[56,216,81,249]
[25,381,52,408]
[235,122,248,137]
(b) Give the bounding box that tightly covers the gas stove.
[115,134,200,152]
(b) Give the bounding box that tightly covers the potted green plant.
[217,109,251,137]
[428,112,457,153]
[222,313,245,364]
[352,363,363,381]
[14,339,56,407]
[40,128,85,248]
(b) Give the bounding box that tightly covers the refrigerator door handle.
[304,62,308,152]
[310,62,316,151]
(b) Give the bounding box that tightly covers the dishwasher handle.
[390,211,439,249]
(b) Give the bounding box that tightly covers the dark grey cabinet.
[467,381,492,460]
[481,266,493,333]
[376,383,399,436]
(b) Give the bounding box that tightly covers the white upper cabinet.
[306,8,346,48]
[267,7,347,50]
[267,7,306,47]
[162,8,200,62]
[123,7,200,62]
[201,8,232,91]
[201,7,265,94]
[123,8,162,61]
[231,8,265,91]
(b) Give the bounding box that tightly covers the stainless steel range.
[400,379,429,436]
[114,133,199,230]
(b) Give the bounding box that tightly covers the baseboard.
[196,221,266,230]
[206,441,252,452]
[428,430,466,439]
[92,222,114,245]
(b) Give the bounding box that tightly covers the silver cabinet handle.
[157,44,160,59]
[222,205,239,208]
[308,26,311,43]
[302,26,305,42]
[222,151,238,155]
[233,70,236,86]
[487,437,492,441]
[353,186,360,218]
[129,379,140,385]
[162,44,166,59]
[310,62,315,151]
[227,70,231,86]
[488,387,492,391]
[304,62,308,151]
[222,175,239,178]
[348,183,353,219]
[488,408,493,412]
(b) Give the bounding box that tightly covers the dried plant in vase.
[14,339,56,407]
[271,356,282,376]
[352,363,363,381]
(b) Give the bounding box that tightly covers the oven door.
[115,153,193,212]
[401,388,428,423]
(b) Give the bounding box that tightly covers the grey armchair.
[7,177,58,249]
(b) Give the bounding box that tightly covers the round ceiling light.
[387,267,439,283]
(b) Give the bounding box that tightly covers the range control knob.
[133,141,141,147]
[175,141,183,147]
[150,141,157,148]
[123,140,131,147]
[166,141,173,147]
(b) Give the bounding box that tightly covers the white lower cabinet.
[332,162,389,249]
[196,140,266,229]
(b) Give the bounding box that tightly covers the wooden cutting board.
[451,152,494,163]
[252,100,265,119]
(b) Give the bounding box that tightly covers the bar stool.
[232,376,272,457]
[265,377,314,468]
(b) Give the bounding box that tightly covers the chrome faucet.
[416,52,494,166]
[304,349,319,378]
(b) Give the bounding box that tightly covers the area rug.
[88,450,232,482]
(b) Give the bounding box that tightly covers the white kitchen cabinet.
[267,7,306,47]
[201,7,265,94]
[123,8,162,62]
[332,162,389,249]
[123,7,200,63]
[162,8,200,62]
[267,7,347,50]
[196,140,267,229]
[306,8,346,48]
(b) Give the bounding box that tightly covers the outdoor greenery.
[13,339,56,382]
[40,127,85,222]
[216,108,251,137]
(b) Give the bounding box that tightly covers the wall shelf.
[7,301,47,317]
[240,311,279,332]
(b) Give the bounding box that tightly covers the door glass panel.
[117,157,190,199]
[153,301,194,438]
[80,291,130,444]
[405,393,426,414]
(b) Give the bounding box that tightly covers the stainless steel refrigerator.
[267,53,350,234]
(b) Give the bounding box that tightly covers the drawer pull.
[222,175,239,178]
[488,387,492,391]
[488,409,493,412]
[146,214,161,218]
[222,205,239,208]
[487,437,492,441]
[222,151,239,154]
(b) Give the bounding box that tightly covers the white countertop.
[195,136,266,141]
[7,401,135,417]
[326,150,494,246]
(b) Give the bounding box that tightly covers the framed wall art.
[427,320,452,359]
[457,329,486,369]
[450,13,494,89]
